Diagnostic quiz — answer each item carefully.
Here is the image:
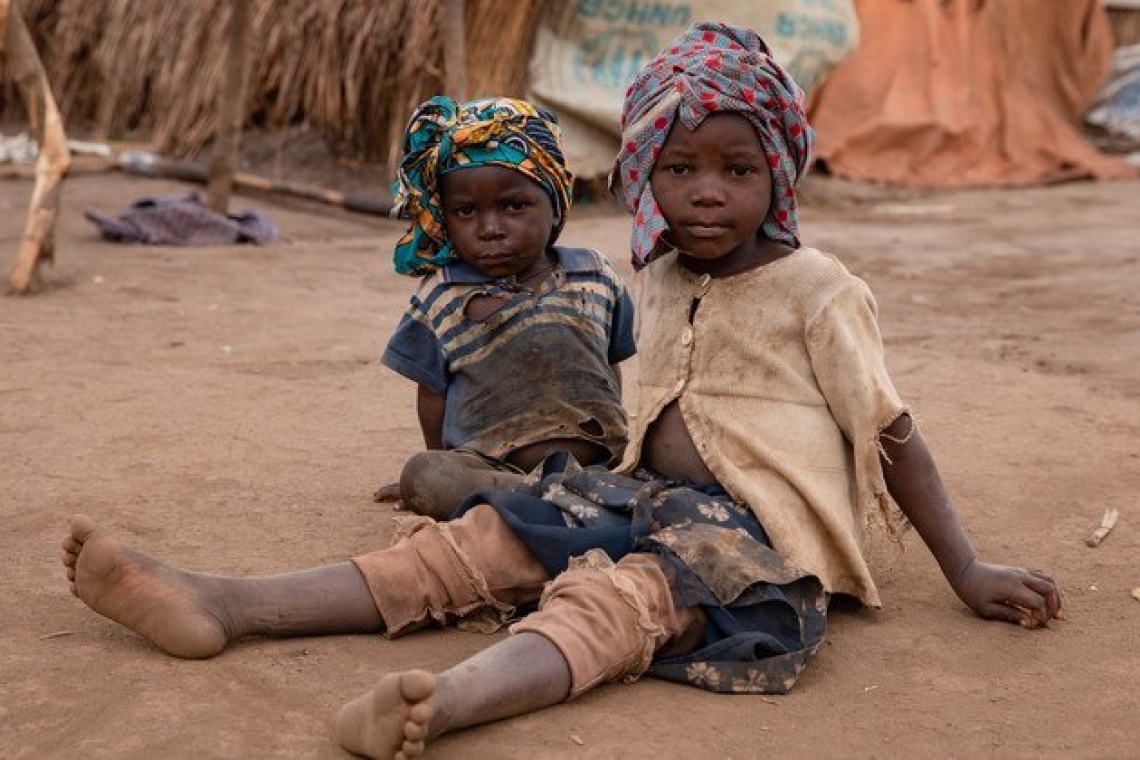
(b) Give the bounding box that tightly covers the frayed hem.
[875,409,916,465]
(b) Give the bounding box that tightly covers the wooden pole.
[3,0,72,295]
[206,0,255,213]
[442,0,468,101]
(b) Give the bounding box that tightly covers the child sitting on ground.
[372,96,636,519]
[61,22,1061,760]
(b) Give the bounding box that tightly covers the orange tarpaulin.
[808,0,1137,187]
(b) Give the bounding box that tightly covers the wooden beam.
[442,0,468,101]
[206,0,256,213]
[3,0,72,294]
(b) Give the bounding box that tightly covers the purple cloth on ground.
[84,192,278,246]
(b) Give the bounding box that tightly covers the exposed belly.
[506,437,609,472]
[642,401,717,486]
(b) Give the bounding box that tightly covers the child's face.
[651,112,776,270]
[441,165,556,280]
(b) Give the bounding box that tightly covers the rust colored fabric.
[809,0,1137,186]
[351,504,548,635]
[511,550,705,698]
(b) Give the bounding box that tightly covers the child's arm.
[416,384,446,450]
[878,412,1061,629]
[374,384,446,504]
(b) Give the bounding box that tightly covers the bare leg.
[399,451,524,521]
[336,632,569,758]
[61,514,383,658]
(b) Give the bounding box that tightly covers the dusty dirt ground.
[1,169,1138,759]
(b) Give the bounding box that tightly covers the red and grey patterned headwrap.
[609,22,815,267]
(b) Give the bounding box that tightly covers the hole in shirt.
[577,417,605,438]
[464,293,511,322]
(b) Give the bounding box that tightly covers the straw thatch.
[0,0,542,167]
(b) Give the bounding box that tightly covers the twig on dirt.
[39,630,76,640]
[1085,508,1119,547]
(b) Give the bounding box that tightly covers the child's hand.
[373,482,403,507]
[952,559,1062,629]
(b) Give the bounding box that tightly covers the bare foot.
[373,482,403,506]
[61,514,229,658]
[335,671,437,759]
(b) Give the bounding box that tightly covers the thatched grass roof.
[0,0,541,167]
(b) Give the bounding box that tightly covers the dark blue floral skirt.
[453,452,828,694]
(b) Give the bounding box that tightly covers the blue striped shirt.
[382,246,636,463]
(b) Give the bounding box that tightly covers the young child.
[373,96,636,519]
[61,22,1061,759]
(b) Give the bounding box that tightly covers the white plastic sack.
[1086,43,1140,145]
[528,0,859,177]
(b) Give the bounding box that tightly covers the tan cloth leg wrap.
[511,549,705,698]
[351,505,549,636]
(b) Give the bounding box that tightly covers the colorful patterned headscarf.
[610,22,815,267]
[391,96,573,276]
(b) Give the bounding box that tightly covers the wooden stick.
[3,142,394,217]
[442,0,468,101]
[3,0,72,294]
[1085,508,1119,547]
[118,150,392,216]
[206,0,255,213]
